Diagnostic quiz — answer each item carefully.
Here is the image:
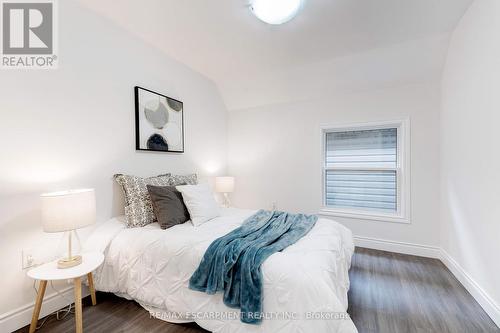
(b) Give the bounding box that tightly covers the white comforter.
[84,208,358,333]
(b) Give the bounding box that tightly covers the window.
[321,120,410,223]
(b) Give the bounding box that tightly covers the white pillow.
[176,184,220,226]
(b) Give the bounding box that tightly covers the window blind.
[325,128,397,212]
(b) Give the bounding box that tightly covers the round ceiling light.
[250,0,304,25]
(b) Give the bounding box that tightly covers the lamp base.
[222,193,231,208]
[57,255,82,269]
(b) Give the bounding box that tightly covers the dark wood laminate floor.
[348,248,498,333]
[15,248,499,333]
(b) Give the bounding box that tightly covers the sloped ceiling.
[78,0,473,110]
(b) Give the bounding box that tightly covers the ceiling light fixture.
[250,0,304,25]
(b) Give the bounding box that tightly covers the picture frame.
[134,86,184,153]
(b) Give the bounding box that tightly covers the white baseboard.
[440,249,500,327]
[353,235,441,258]
[0,284,89,333]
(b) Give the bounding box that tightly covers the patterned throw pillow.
[168,173,198,186]
[114,173,172,228]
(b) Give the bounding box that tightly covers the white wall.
[0,0,227,322]
[441,0,500,323]
[228,83,441,248]
[220,34,449,111]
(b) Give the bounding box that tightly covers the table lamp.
[40,189,96,269]
[215,177,235,208]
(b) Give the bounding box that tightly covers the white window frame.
[319,119,411,224]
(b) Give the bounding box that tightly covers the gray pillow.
[147,185,190,229]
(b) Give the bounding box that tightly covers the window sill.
[319,208,410,224]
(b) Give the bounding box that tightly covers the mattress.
[83,208,358,333]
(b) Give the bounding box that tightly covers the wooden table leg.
[74,277,83,333]
[87,272,96,306]
[29,280,47,333]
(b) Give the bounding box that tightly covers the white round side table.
[27,252,104,333]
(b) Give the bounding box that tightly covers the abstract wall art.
[135,86,184,153]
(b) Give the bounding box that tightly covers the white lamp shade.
[215,177,235,193]
[41,189,96,233]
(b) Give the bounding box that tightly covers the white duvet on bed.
[84,208,358,333]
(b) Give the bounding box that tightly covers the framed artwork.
[134,86,184,153]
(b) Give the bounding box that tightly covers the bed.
[84,208,358,333]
